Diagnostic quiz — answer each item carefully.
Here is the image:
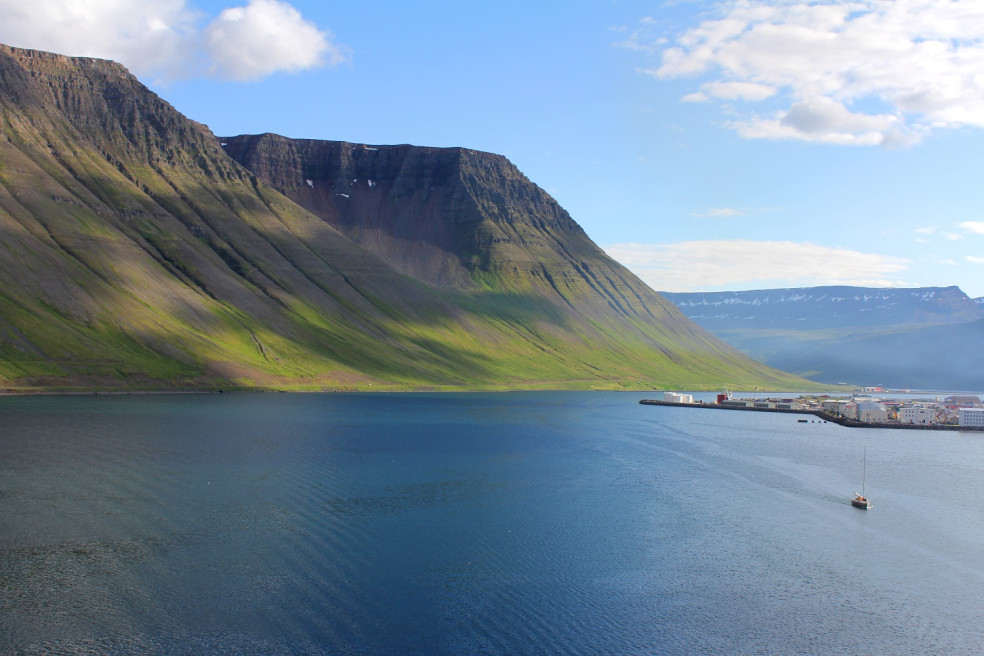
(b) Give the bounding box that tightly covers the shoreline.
[638,399,984,432]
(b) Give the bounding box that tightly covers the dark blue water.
[2,392,983,655]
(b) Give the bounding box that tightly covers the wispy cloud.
[960,221,984,235]
[684,81,777,103]
[968,256,984,264]
[691,207,745,218]
[603,240,910,292]
[636,0,984,146]
[0,0,348,82]
[691,206,783,218]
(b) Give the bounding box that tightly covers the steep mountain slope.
[662,286,984,389]
[0,44,808,392]
[218,134,723,362]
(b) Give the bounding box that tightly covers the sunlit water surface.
[2,392,982,655]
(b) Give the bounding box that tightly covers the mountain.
[0,43,808,392]
[661,286,984,390]
[661,286,984,330]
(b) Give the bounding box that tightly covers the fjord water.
[2,392,982,655]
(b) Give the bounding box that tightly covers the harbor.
[640,392,984,431]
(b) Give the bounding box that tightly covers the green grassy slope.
[0,44,813,392]
[222,134,815,392]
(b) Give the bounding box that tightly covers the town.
[644,391,984,430]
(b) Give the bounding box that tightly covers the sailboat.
[851,447,870,509]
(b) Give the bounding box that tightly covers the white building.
[663,392,694,404]
[857,401,889,424]
[959,407,984,427]
[900,406,935,424]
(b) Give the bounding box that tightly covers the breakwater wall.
[638,399,984,432]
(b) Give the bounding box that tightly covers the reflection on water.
[2,392,983,655]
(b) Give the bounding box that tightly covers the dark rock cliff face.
[0,43,807,391]
[221,136,484,288]
[222,136,593,290]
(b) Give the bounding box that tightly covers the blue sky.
[3,1,984,298]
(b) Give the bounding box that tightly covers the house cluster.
[821,394,984,427]
[730,394,984,427]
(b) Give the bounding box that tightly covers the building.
[857,401,889,424]
[959,407,984,427]
[822,399,856,418]
[663,392,694,404]
[899,406,935,424]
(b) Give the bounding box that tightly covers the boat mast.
[861,447,866,497]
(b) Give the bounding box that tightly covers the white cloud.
[960,221,984,234]
[0,0,198,79]
[603,240,909,292]
[681,91,711,103]
[0,0,347,82]
[703,81,777,102]
[691,207,745,217]
[204,0,348,81]
[691,206,783,218]
[731,97,905,145]
[968,256,984,264]
[644,0,984,145]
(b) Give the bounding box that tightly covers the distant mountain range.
[661,286,984,390]
[0,43,809,392]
